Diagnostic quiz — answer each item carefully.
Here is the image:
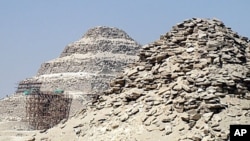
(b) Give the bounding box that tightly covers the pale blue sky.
[0,0,250,98]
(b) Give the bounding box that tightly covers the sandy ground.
[0,121,36,141]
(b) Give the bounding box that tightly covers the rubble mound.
[17,26,141,94]
[34,18,250,141]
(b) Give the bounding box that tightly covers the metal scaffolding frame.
[16,81,42,93]
[25,91,72,130]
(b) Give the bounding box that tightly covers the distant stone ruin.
[7,26,141,129]
[17,26,141,95]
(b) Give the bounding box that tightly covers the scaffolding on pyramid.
[24,83,72,130]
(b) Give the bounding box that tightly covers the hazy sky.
[0,1,250,98]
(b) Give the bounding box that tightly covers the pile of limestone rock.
[34,18,250,141]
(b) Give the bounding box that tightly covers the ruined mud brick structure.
[24,85,72,130]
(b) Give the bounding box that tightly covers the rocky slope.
[17,26,141,95]
[34,18,250,141]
